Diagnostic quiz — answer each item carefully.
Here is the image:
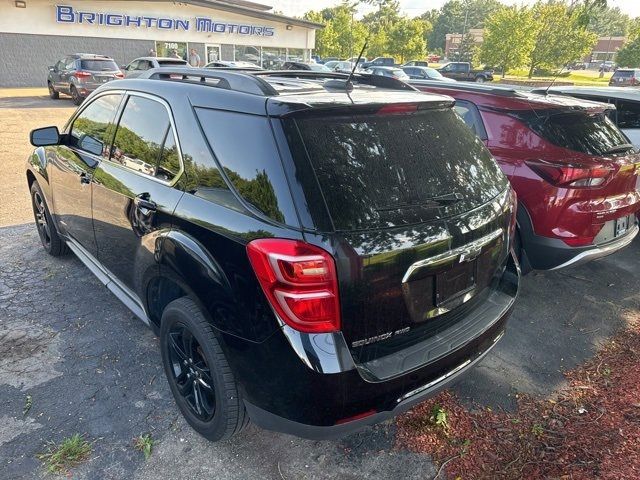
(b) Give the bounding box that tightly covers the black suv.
[48,54,123,105]
[27,68,519,441]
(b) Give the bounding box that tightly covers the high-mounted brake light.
[377,104,418,115]
[525,159,616,188]
[247,239,341,333]
[73,71,92,79]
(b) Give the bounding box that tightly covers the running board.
[65,238,151,326]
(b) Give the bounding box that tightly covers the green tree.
[616,37,640,67]
[305,4,367,58]
[428,0,502,51]
[527,2,598,78]
[388,18,428,62]
[480,6,536,77]
[453,31,478,63]
[586,6,630,36]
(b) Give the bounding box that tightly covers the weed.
[37,434,92,474]
[429,405,450,435]
[23,394,32,416]
[531,424,544,437]
[133,434,154,460]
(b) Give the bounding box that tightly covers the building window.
[156,41,187,60]
[234,45,261,66]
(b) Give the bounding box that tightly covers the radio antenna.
[543,63,568,96]
[346,39,368,88]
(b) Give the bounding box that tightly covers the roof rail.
[253,70,418,92]
[139,67,278,96]
[409,79,522,97]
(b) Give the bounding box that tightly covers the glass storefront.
[231,45,311,67]
[155,41,188,60]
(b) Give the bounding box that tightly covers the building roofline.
[107,0,325,29]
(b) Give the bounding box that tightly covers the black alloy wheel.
[32,189,51,249]
[160,297,248,441]
[167,324,216,421]
[30,182,68,256]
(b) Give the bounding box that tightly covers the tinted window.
[195,109,297,225]
[70,94,122,157]
[527,112,631,156]
[64,57,76,69]
[110,95,181,182]
[454,100,487,140]
[158,60,187,66]
[615,100,640,129]
[289,108,507,231]
[613,70,633,79]
[80,59,119,71]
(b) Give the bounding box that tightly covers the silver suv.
[48,54,123,105]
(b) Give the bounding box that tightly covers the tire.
[70,86,83,106]
[48,82,59,100]
[30,181,68,256]
[475,76,486,83]
[160,297,248,441]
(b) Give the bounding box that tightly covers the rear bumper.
[524,222,638,270]
[244,331,502,440]
[235,253,519,440]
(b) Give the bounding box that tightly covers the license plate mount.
[435,260,477,307]
[615,216,630,237]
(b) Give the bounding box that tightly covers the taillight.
[525,159,615,188]
[377,104,418,115]
[115,72,124,78]
[73,71,92,79]
[246,239,341,333]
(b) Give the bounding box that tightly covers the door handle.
[80,172,91,184]
[134,193,157,212]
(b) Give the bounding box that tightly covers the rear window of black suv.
[285,107,507,231]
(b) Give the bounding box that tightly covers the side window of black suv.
[195,108,298,226]
[70,93,122,158]
[110,95,181,183]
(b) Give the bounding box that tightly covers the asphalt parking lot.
[1,93,639,479]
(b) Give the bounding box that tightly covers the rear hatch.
[80,59,121,85]
[281,98,513,363]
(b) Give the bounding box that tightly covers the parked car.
[282,61,332,72]
[437,62,493,83]
[600,61,617,73]
[27,67,519,441]
[609,68,640,87]
[324,60,355,73]
[123,57,188,78]
[204,60,263,70]
[530,86,640,148]
[361,57,396,69]
[402,60,429,67]
[413,81,640,272]
[403,66,457,82]
[48,54,123,105]
[364,66,409,80]
[567,62,587,70]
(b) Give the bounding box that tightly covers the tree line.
[304,0,640,74]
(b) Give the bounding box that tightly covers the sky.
[269,0,640,19]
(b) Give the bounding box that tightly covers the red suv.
[413,82,640,271]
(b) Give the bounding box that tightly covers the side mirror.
[30,126,60,147]
[48,66,55,72]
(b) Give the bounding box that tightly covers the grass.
[37,434,92,475]
[133,434,154,460]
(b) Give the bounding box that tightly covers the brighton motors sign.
[55,5,276,36]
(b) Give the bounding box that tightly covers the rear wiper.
[374,193,463,212]
[603,143,635,155]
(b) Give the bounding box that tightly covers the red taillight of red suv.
[247,239,341,333]
[72,71,92,80]
[525,159,616,188]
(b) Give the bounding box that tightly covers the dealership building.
[0,0,322,87]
